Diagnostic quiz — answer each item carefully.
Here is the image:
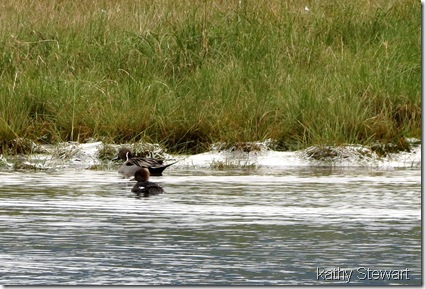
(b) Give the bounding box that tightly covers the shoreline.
[0,138,421,172]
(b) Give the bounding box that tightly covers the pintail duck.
[131,167,164,197]
[114,147,177,178]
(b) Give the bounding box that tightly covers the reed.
[0,0,420,153]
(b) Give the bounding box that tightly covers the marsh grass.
[0,0,420,154]
[210,158,258,170]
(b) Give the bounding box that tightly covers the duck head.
[134,167,150,182]
[113,147,134,161]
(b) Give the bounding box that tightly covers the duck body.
[114,148,177,177]
[131,180,164,197]
[131,167,164,197]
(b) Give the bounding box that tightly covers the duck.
[113,147,177,177]
[131,167,164,197]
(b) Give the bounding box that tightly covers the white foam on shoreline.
[0,140,421,171]
[173,144,421,170]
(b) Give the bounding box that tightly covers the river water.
[0,165,421,285]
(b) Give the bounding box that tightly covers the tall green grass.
[0,0,420,153]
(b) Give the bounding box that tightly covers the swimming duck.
[114,147,177,177]
[131,167,164,197]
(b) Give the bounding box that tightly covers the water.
[0,167,421,285]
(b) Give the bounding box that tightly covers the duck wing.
[130,157,164,167]
[127,158,178,176]
[146,183,164,195]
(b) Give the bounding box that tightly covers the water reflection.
[0,168,421,285]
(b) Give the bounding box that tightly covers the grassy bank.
[0,0,420,154]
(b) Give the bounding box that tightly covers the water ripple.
[0,168,421,285]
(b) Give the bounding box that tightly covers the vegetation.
[0,0,420,154]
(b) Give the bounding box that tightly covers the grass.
[0,0,420,154]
